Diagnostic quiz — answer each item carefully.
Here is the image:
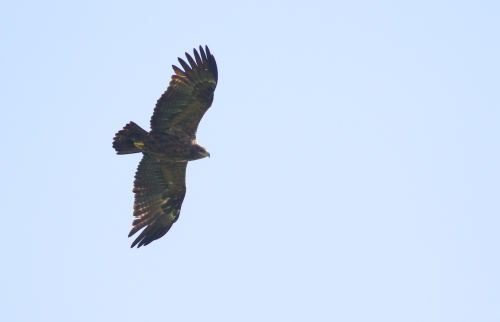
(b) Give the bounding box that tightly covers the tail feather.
[113,122,149,154]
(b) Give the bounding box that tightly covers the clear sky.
[1,1,499,321]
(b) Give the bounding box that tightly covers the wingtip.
[172,64,185,76]
[177,57,191,72]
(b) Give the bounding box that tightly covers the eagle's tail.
[113,122,149,155]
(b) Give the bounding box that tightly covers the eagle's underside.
[112,45,217,248]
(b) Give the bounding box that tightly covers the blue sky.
[1,1,499,321]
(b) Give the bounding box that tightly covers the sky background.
[1,0,499,321]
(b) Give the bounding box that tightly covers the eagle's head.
[192,144,210,160]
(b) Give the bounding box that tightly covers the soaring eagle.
[113,46,217,248]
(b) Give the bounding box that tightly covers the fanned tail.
[112,122,149,155]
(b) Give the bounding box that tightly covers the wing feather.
[193,49,203,69]
[185,53,198,70]
[129,153,187,248]
[199,46,209,68]
[177,57,192,73]
[172,65,186,77]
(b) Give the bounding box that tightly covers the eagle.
[112,46,218,248]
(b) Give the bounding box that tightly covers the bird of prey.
[113,45,218,248]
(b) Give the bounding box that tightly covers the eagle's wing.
[150,45,218,136]
[128,153,187,248]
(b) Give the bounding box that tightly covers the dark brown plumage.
[113,45,218,248]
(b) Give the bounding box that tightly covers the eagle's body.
[113,46,217,248]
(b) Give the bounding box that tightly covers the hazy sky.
[2,1,499,321]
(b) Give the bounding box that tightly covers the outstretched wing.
[129,153,187,248]
[150,45,218,136]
